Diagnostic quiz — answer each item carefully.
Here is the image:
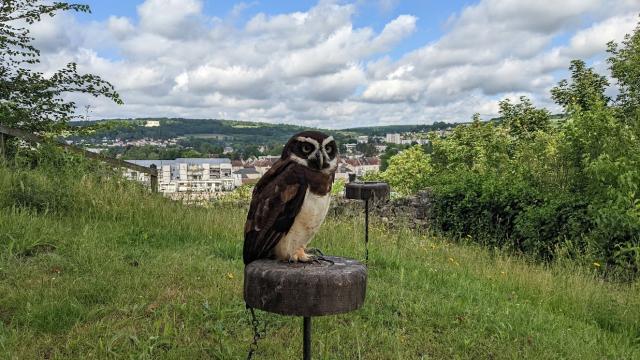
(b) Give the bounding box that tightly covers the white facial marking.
[307,149,319,160]
[292,135,337,172]
[321,136,334,146]
[322,157,338,174]
[296,136,319,148]
[290,154,309,166]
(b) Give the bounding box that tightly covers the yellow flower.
[593,262,601,268]
[226,272,234,279]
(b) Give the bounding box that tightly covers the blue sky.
[32,0,640,128]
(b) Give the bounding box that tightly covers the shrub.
[378,20,640,276]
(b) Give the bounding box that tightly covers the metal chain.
[246,307,267,360]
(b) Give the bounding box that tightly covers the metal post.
[364,199,369,262]
[149,164,158,193]
[303,317,311,360]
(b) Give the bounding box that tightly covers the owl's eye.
[301,143,313,153]
[325,145,334,154]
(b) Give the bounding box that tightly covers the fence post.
[150,164,158,193]
[0,133,7,163]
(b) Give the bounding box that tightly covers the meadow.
[0,165,639,359]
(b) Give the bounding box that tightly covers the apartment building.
[125,158,236,193]
[385,133,402,144]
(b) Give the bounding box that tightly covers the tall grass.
[0,163,639,359]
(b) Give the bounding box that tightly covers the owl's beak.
[313,150,331,171]
[315,151,324,169]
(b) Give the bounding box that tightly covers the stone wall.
[329,189,433,230]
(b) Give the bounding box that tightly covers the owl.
[243,131,338,264]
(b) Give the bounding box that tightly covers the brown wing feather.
[243,159,308,264]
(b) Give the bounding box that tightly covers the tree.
[550,60,609,113]
[0,1,121,134]
[607,17,640,122]
[355,142,377,157]
[380,145,431,196]
[380,145,400,171]
[498,96,550,140]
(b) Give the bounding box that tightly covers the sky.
[27,0,640,128]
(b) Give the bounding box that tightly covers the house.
[251,156,279,175]
[345,143,357,154]
[357,136,368,144]
[231,159,245,172]
[334,164,354,181]
[341,157,381,176]
[234,167,261,185]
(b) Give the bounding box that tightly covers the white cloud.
[137,0,203,39]
[107,16,135,39]
[24,0,640,128]
[565,13,638,58]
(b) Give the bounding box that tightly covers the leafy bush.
[380,145,432,196]
[379,20,640,276]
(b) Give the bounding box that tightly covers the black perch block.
[345,181,390,201]
[244,256,367,317]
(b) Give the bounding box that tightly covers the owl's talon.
[303,254,334,265]
[306,248,325,256]
[316,256,334,265]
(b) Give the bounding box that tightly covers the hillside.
[72,118,313,143]
[341,121,455,136]
[71,118,462,141]
[1,164,638,359]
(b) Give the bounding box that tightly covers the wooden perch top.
[244,256,367,317]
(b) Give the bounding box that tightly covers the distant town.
[68,118,456,198]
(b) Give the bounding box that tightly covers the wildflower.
[226,272,234,279]
[593,262,601,268]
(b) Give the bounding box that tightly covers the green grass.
[0,165,639,359]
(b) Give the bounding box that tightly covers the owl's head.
[282,131,338,173]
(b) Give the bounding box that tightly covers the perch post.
[344,181,390,261]
[244,256,367,359]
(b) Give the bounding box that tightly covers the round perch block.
[244,256,367,317]
[345,181,390,201]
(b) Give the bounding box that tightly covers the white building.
[342,157,381,177]
[125,158,235,194]
[385,133,401,144]
[345,143,357,154]
[144,120,160,127]
[357,136,369,144]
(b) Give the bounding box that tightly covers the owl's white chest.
[274,189,331,260]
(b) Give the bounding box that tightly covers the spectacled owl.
[243,131,338,264]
